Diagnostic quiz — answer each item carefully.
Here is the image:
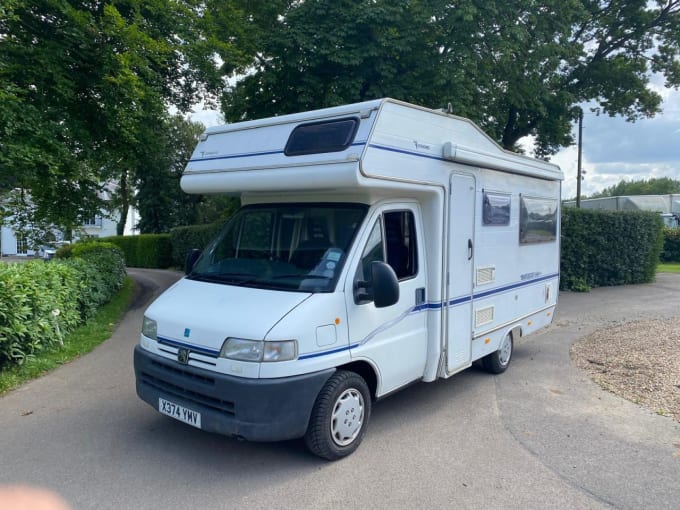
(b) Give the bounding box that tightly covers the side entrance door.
[446,173,476,373]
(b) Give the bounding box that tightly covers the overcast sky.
[550,78,680,199]
[189,80,680,201]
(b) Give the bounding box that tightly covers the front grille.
[157,346,217,367]
[151,359,215,385]
[141,360,235,415]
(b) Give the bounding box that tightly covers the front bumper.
[134,345,334,441]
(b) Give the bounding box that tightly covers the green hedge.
[170,222,222,270]
[101,234,173,268]
[660,227,680,262]
[0,244,125,370]
[560,208,664,291]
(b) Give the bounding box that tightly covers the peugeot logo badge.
[177,348,190,364]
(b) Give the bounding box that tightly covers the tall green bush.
[170,222,222,269]
[660,227,680,262]
[560,208,664,291]
[101,234,173,268]
[0,244,126,369]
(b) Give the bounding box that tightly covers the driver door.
[345,204,428,397]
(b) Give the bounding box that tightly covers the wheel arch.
[337,360,378,400]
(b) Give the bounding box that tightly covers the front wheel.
[482,332,513,374]
[304,370,371,460]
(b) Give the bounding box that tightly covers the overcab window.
[284,117,359,156]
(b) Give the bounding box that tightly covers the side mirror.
[371,261,399,308]
[185,249,202,274]
[355,261,399,307]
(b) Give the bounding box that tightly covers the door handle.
[467,239,473,260]
[415,287,426,305]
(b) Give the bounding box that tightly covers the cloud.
[580,113,680,164]
[551,86,680,199]
[189,108,222,128]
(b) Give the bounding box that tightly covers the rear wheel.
[304,370,371,460]
[482,332,513,374]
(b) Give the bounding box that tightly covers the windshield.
[189,203,368,292]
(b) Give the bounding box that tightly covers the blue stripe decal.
[448,295,473,306]
[157,277,558,362]
[157,336,220,357]
[298,343,360,360]
[473,273,557,300]
[189,149,282,163]
[188,141,367,163]
[413,302,442,312]
[368,143,445,161]
[342,273,558,357]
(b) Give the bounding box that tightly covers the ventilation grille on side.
[476,266,496,285]
[475,306,494,327]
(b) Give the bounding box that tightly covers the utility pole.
[576,108,583,208]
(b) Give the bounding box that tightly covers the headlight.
[221,338,263,362]
[220,338,297,362]
[142,316,157,340]
[263,340,297,362]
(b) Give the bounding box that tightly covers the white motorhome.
[134,99,562,459]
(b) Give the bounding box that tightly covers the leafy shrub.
[0,262,79,366]
[660,227,680,262]
[170,222,222,270]
[0,244,126,370]
[561,208,664,290]
[101,234,172,268]
[55,243,73,259]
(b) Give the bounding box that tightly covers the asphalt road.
[1,269,679,509]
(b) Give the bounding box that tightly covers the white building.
[0,206,139,256]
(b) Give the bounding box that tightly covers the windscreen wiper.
[187,272,258,285]
[270,274,333,280]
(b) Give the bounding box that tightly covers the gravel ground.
[571,317,680,422]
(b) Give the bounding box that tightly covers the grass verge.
[0,276,136,395]
[657,263,680,274]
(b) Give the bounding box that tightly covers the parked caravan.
[134,99,563,459]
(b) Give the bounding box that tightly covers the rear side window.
[285,118,359,156]
[519,196,558,244]
[482,191,511,226]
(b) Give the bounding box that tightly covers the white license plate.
[159,398,202,429]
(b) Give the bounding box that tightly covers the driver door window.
[355,210,419,300]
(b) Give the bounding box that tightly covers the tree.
[218,0,680,157]
[0,0,227,233]
[220,1,442,122]
[135,115,206,233]
[588,177,680,198]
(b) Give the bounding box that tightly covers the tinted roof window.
[285,118,359,156]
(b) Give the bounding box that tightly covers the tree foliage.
[0,0,222,233]
[135,115,206,233]
[588,177,680,198]
[219,0,680,157]
[2,0,679,236]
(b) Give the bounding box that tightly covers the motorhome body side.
[133,99,563,460]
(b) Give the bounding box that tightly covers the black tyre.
[482,332,513,374]
[304,370,371,460]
